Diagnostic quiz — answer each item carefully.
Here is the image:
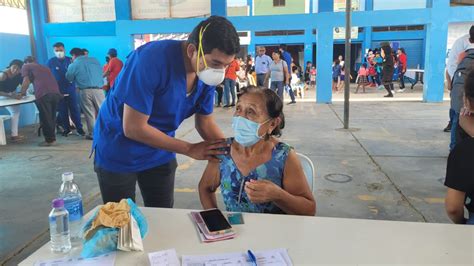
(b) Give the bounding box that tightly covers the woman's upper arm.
[199,161,221,192]
[445,187,465,211]
[282,150,314,199]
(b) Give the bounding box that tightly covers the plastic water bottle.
[49,198,72,253]
[59,172,84,243]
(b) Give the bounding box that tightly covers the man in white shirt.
[255,46,273,88]
[444,25,474,147]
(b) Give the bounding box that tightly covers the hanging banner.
[334,27,359,39]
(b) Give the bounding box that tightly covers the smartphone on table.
[199,208,232,234]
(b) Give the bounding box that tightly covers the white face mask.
[195,24,225,86]
[55,51,65,59]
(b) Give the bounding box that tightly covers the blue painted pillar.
[211,0,227,16]
[28,0,48,64]
[362,27,372,60]
[423,0,449,102]
[316,26,334,103]
[365,0,374,11]
[304,28,314,66]
[309,0,314,13]
[247,0,253,16]
[114,0,133,59]
[248,31,256,58]
[318,0,334,12]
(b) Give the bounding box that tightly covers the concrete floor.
[0,99,453,265]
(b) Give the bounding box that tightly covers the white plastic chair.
[0,115,12,145]
[297,153,315,192]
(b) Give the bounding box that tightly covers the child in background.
[310,66,316,90]
[356,63,369,93]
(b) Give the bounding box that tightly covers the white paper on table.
[182,248,292,266]
[148,249,180,266]
[33,252,116,266]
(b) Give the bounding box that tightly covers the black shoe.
[384,94,393,98]
[223,105,231,108]
[62,129,72,137]
[76,129,86,136]
[230,103,235,107]
[85,135,93,140]
[443,122,452,132]
[287,101,296,105]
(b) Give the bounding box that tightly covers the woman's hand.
[244,179,282,204]
[460,107,472,117]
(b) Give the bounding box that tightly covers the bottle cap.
[52,198,64,208]
[62,172,73,182]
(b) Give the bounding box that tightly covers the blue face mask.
[232,116,271,147]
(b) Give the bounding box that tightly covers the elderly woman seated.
[199,86,316,216]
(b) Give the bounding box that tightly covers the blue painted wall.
[24,0,474,103]
[0,33,37,132]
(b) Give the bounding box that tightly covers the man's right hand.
[186,139,230,161]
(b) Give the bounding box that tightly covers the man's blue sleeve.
[196,86,215,116]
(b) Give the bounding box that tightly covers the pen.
[247,249,257,266]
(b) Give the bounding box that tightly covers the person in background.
[223,58,240,108]
[66,48,105,140]
[215,83,224,107]
[396,48,407,92]
[279,45,296,104]
[367,50,377,87]
[199,86,316,216]
[0,59,25,142]
[103,48,123,94]
[355,63,369,93]
[245,54,253,80]
[338,55,345,68]
[19,56,63,146]
[255,46,272,87]
[444,25,474,133]
[310,66,316,90]
[374,50,383,90]
[444,69,474,225]
[266,51,289,99]
[47,42,85,137]
[102,56,110,91]
[380,42,395,97]
[82,49,89,57]
[332,58,341,92]
[304,61,312,87]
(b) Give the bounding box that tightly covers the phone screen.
[199,209,232,232]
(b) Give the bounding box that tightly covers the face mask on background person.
[195,25,225,86]
[232,116,271,147]
[55,51,65,59]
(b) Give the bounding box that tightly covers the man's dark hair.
[82,48,89,54]
[306,61,311,64]
[279,44,287,51]
[470,25,474,43]
[9,59,23,68]
[237,86,285,138]
[187,16,240,55]
[24,56,35,63]
[70,48,85,57]
[53,42,64,48]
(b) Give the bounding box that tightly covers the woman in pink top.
[356,63,369,93]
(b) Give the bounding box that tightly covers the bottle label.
[64,199,83,221]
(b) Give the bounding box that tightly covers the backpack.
[451,48,474,113]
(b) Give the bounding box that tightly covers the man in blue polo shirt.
[279,44,297,104]
[47,42,85,137]
[93,16,240,207]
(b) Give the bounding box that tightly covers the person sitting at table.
[199,86,316,216]
[444,69,474,224]
[0,59,25,142]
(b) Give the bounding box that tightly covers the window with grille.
[273,0,285,7]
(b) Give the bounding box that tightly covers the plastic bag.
[80,198,148,258]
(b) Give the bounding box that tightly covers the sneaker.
[230,103,235,107]
[287,101,296,105]
[223,105,231,108]
[76,129,86,136]
[10,135,26,143]
[397,88,406,93]
[62,129,72,137]
[85,135,93,140]
[391,90,396,94]
[38,141,56,147]
[377,85,385,90]
[443,122,452,132]
[384,94,393,98]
